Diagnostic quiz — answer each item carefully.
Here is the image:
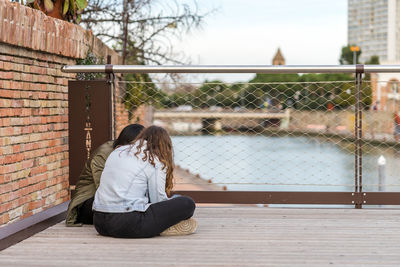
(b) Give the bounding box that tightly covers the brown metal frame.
[354,65,364,208]
[106,55,117,140]
[172,191,400,205]
[68,80,113,186]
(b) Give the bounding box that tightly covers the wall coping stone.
[0,0,121,63]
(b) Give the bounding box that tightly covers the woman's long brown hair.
[131,126,174,196]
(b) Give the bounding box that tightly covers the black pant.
[77,197,94,224]
[93,196,195,238]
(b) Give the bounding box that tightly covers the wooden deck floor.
[1,207,400,266]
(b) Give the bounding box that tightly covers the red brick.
[28,199,45,211]
[0,213,10,224]
[0,89,13,98]
[0,183,12,194]
[0,71,12,79]
[17,179,29,188]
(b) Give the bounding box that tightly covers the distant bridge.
[153,109,290,120]
[153,109,291,132]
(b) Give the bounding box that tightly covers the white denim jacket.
[93,143,169,213]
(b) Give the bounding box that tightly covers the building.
[348,0,400,63]
[371,73,400,112]
[349,0,400,112]
[272,48,285,65]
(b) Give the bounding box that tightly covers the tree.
[198,80,229,107]
[333,82,371,110]
[248,74,299,109]
[80,1,211,112]
[81,0,210,65]
[339,45,362,65]
[365,55,379,65]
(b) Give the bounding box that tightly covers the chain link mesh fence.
[115,78,400,192]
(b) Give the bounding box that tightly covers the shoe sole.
[160,218,198,236]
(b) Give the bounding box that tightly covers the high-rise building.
[348,0,400,63]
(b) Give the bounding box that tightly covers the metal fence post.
[355,64,364,209]
[105,55,116,140]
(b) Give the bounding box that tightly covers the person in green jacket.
[66,124,145,226]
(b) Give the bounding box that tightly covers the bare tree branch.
[80,0,215,66]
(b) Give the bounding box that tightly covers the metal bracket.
[356,64,364,74]
[352,193,368,208]
[105,55,115,84]
[351,192,363,205]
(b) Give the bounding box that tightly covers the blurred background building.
[349,0,400,111]
[348,0,400,63]
[272,48,285,65]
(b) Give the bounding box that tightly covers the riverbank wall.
[173,166,223,191]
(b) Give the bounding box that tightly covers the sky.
[170,0,348,82]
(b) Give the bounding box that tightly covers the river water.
[172,135,400,192]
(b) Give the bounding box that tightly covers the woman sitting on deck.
[66,124,145,226]
[92,126,197,238]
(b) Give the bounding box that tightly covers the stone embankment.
[173,166,223,191]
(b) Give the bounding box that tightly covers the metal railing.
[63,64,400,208]
[62,64,400,73]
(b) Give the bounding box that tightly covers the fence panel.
[62,64,400,206]
[117,80,367,193]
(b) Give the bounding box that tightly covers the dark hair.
[132,126,174,196]
[113,124,145,149]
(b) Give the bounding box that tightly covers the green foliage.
[251,74,299,83]
[76,52,104,80]
[365,55,380,65]
[199,80,228,94]
[25,0,87,24]
[333,83,371,109]
[298,73,353,82]
[339,45,362,64]
[158,72,371,111]
[123,73,166,116]
[333,83,355,108]
[241,84,263,109]
[62,0,88,23]
[43,0,53,12]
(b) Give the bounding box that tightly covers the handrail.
[61,64,400,74]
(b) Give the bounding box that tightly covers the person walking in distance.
[394,111,400,142]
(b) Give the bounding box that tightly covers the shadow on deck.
[1,207,400,266]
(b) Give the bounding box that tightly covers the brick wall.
[0,0,123,226]
[0,42,74,225]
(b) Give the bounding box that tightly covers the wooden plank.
[1,207,400,266]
